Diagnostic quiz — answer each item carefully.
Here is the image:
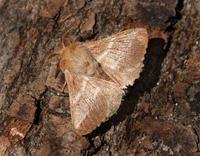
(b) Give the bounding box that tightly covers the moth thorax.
[62,45,99,76]
[78,53,99,76]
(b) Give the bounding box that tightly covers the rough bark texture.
[0,0,199,156]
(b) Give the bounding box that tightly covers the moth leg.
[55,62,61,78]
[61,80,67,92]
[46,56,67,93]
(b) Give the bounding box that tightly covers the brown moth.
[48,28,148,135]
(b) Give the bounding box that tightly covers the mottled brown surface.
[0,0,199,155]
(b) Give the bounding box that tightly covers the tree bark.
[0,0,199,155]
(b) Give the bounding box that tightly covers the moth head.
[59,43,99,76]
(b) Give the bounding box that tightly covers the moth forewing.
[84,28,148,88]
[63,70,124,135]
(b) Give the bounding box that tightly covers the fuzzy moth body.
[47,28,148,135]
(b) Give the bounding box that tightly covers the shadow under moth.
[47,28,148,135]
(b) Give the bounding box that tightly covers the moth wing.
[83,28,148,88]
[64,70,124,135]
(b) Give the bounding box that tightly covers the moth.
[47,28,148,135]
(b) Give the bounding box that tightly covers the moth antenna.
[42,50,63,69]
[46,50,63,60]
[62,37,74,47]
